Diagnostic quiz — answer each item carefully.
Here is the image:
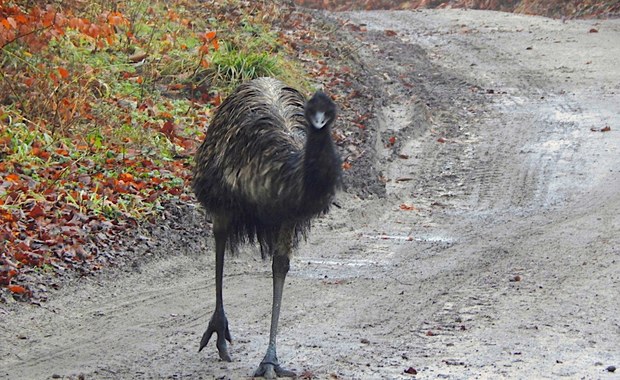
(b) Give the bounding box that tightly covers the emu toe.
[254,362,296,379]
[199,309,232,362]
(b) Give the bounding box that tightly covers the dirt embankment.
[294,0,620,18]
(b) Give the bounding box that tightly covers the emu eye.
[311,111,328,129]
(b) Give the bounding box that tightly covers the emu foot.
[198,309,232,362]
[254,354,296,379]
[254,362,296,379]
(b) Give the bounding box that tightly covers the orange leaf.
[87,23,100,38]
[167,10,179,21]
[108,12,127,26]
[342,161,352,170]
[15,14,28,24]
[400,203,417,211]
[0,209,15,222]
[205,31,216,40]
[211,38,219,51]
[42,11,56,28]
[8,285,29,295]
[5,173,20,183]
[1,19,10,29]
[58,67,69,79]
[118,172,134,182]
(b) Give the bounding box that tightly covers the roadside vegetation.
[0,0,309,301]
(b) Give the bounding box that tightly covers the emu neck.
[302,129,338,207]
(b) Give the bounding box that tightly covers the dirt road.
[2,9,619,380]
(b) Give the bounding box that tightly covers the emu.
[192,77,341,378]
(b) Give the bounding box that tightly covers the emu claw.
[199,310,232,362]
[254,362,296,379]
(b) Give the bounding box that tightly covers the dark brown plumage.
[192,77,341,378]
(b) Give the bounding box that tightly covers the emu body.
[192,77,341,378]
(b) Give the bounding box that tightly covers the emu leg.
[199,222,232,362]
[254,253,296,378]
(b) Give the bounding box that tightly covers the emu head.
[304,91,336,131]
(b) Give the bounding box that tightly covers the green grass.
[209,41,281,91]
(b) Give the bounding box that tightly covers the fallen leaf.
[161,120,176,140]
[589,28,599,33]
[57,67,70,79]
[395,177,413,182]
[118,172,134,182]
[400,203,417,211]
[128,52,148,63]
[591,126,612,132]
[404,367,418,375]
[28,203,46,218]
[8,285,29,294]
[385,29,397,37]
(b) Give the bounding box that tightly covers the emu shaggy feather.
[192,77,341,377]
[193,77,341,257]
